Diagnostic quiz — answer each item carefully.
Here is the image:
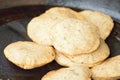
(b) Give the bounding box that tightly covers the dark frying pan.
[0,0,120,80]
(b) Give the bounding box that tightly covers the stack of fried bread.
[4,7,120,80]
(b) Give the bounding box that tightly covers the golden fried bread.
[27,13,55,46]
[79,10,114,39]
[55,50,77,66]
[42,65,91,80]
[4,41,55,69]
[27,7,85,46]
[67,39,110,67]
[53,18,100,55]
[45,7,85,20]
[55,39,110,67]
[92,55,120,80]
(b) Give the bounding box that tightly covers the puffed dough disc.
[27,7,85,46]
[55,39,110,67]
[92,55,120,80]
[53,18,100,55]
[4,41,55,69]
[55,51,102,67]
[55,50,77,67]
[79,10,114,40]
[45,7,85,21]
[55,50,102,67]
[42,65,91,80]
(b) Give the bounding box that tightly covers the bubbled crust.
[53,18,100,55]
[4,41,55,69]
[42,65,91,80]
[80,10,114,40]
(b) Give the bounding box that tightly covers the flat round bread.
[67,39,110,67]
[53,18,100,55]
[92,55,120,80]
[27,7,85,46]
[79,10,114,39]
[42,65,91,80]
[45,7,85,20]
[55,50,77,67]
[27,13,55,46]
[55,51,102,67]
[55,53,102,68]
[4,41,55,69]
[55,39,110,67]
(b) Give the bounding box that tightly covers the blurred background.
[0,0,120,21]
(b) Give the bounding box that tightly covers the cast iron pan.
[0,0,120,80]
